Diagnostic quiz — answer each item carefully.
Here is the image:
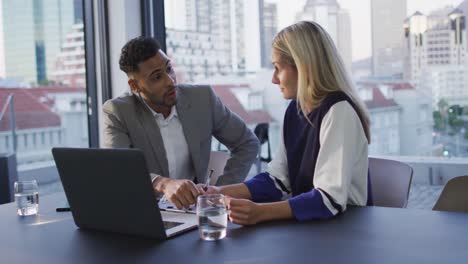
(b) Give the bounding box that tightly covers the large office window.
[161,0,468,209]
[0,0,94,196]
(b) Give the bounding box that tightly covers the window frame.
[141,0,167,52]
[83,0,99,147]
[83,0,113,147]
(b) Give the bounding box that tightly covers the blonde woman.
[207,21,372,225]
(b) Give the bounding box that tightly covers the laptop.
[51,147,198,239]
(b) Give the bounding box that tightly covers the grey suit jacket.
[102,84,259,185]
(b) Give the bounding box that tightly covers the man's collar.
[141,98,178,120]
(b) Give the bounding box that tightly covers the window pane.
[164,0,468,209]
[0,0,87,198]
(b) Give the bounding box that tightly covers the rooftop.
[0,87,83,132]
[211,85,272,125]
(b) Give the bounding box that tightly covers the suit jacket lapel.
[133,95,169,177]
[176,88,201,182]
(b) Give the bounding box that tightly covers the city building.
[259,0,278,69]
[0,86,87,166]
[404,6,467,106]
[358,81,434,156]
[420,63,468,107]
[352,57,372,80]
[0,87,62,165]
[165,0,262,82]
[295,0,352,73]
[212,84,272,127]
[392,82,434,156]
[0,0,75,84]
[371,0,407,78]
[459,0,468,16]
[166,29,231,83]
[357,83,401,156]
[403,11,427,85]
[51,23,86,88]
[210,84,272,152]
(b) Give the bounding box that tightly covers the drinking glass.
[196,194,227,241]
[14,180,39,216]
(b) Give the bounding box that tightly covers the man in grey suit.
[102,36,259,209]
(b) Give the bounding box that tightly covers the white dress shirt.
[144,102,194,182]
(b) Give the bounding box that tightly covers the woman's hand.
[225,197,265,225]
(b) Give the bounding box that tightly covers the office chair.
[254,123,271,173]
[369,157,413,208]
[433,176,468,213]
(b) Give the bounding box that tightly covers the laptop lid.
[51,147,197,239]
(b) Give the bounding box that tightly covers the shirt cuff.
[288,189,337,221]
[150,173,160,183]
[244,172,282,203]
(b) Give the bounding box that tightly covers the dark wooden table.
[1,192,468,263]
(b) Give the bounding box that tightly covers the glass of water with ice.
[14,180,39,216]
[196,194,227,241]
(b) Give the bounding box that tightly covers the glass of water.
[14,180,39,216]
[196,194,227,241]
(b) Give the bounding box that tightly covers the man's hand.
[153,177,201,209]
[196,184,221,194]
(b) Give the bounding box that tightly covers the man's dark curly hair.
[119,36,161,74]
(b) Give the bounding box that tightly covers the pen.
[203,169,214,191]
[161,207,196,214]
[56,207,71,212]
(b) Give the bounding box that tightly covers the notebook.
[52,147,198,239]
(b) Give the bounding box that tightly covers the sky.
[271,0,465,61]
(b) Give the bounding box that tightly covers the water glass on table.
[14,180,39,216]
[196,193,227,241]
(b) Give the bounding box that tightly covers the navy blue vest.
[283,92,365,197]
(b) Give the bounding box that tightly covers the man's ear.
[128,79,140,93]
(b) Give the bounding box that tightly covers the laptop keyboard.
[163,221,183,230]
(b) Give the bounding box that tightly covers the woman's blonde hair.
[273,21,371,143]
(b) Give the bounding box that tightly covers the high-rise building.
[456,0,468,29]
[51,23,86,88]
[371,0,407,78]
[403,11,427,84]
[165,0,188,30]
[295,0,352,73]
[165,0,262,81]
[259,0,277,69]
[337,9,352,73]
[0,0,74,84]
[184,0,250,72]
[166,29,231,83]
[404,6,467,106]
[242,0,262,73]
